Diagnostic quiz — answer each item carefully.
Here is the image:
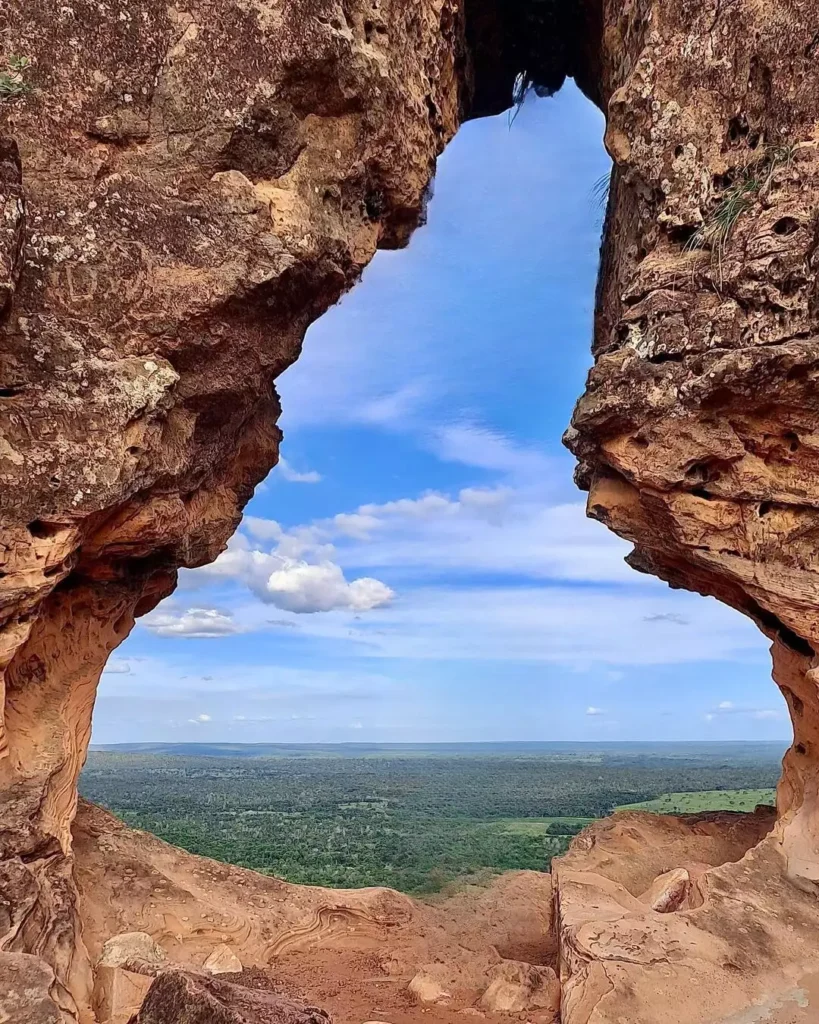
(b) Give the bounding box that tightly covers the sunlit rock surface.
[2,0,819,1020]
[0,1,465,1016]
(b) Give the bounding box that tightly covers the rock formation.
[561,0,819,1018]
[2,0,819,1020]
[0,1,468,1016]
[72,800,556,1024]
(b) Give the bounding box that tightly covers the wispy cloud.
[276,457,322,484]
[433,423,554,479]
[103,658,132,675]
[704,700,784,723]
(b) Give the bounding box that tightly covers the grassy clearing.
[616,789,775,815]
[499,817,594,836]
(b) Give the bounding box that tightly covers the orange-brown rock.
[73,800,555,1024]
[3,0,819,1022]
[0,0,472,1016]
[92,965,153,1024]
[478,960,560,1016]
[561,0,819,1017]
[552,809,819,1023]
[0,950,62,1024]
[132,970,333,1024]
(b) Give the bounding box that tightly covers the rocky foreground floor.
[5,800,801,1023]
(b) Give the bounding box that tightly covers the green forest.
[80,742,782,895]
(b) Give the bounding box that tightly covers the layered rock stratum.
[2,0,819,1021]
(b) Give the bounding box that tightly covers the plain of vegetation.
[81,741,783,895]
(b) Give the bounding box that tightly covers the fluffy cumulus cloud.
[162,469,768,670]
[265,561,394,613]
[234,480,629,589]
[187,532,394,615]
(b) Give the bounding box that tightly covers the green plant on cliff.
[685,144,795,272]
[0,55,32,100]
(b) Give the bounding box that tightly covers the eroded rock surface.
[3,0,819,1021]
[567,0,819,873]
[560,0,819,1016]
[73,801,556,1024]
[133,970,332,1024]
[0,1,468,1016]
[552,809,819,1024]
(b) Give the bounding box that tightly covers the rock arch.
[1,0,819,1020]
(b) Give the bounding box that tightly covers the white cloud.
[187,713,212,724]
[333,512,383,540]
[265,561,394,614]
[277,457,322,484]
[433,424,553,478]
[103,659,132,675]
[168,474,766,669]
[355,383,431,427]
[243,517,284,542]
[233,483,632,591]
[321,493,635,584]
[644,613,689,626]
[586,706,605,716]
[215,581,761,668]
[142,607,244,639]
[183,533,394,616]
[707,701,783,721]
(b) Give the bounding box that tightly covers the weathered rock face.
[567,0,819,867]
[3,0,819,1021]
[72,800,556,1024]
[560,0,819,1018]
[0,2,467,1017]
[132,970,332,1024]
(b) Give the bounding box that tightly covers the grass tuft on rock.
[685,144,795,272]
[0,55,32,100]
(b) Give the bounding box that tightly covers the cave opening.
[92,79,782,755]
[4,0,819,1019]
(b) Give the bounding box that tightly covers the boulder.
[133,970,332,1024]
[203,944,244,975]
[479,961,560,1015]
[98,931,167,975]
[93,964,153,1024]
[639,868,691,913]
[408,968,452,1005]
[0,952,61,1024]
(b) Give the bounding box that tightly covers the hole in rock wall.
[88,83,784,848]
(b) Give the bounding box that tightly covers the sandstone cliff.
[2,0,819,1021]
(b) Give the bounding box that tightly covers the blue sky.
[93,84,788,744]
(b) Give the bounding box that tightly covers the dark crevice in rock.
[463,0,603,118]
[745,599,814,657]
